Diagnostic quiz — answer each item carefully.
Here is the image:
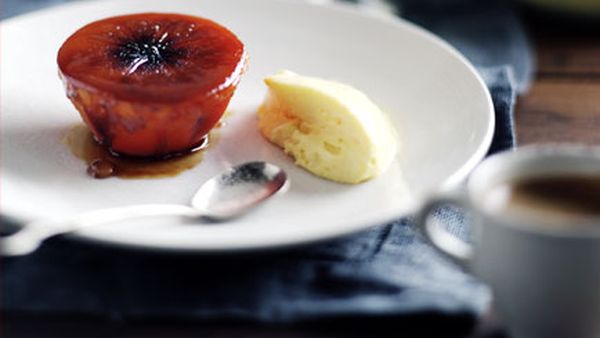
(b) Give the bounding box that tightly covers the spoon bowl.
[193,162,288,220]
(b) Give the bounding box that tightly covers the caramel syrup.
[63,124,221,179]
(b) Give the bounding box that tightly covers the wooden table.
[516,19,600,146]
[3,10,599,338]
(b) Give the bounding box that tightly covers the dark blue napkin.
[1,0,530,326]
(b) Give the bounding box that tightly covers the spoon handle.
[0,204,199,256]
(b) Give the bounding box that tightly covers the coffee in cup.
[483,174,600,226]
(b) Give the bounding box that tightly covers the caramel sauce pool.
[64,124,221,179]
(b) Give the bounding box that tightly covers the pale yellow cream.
[258,70,398,184]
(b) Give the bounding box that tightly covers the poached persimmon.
[58,13,246,157]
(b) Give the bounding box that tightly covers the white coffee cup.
[417,146,600,338]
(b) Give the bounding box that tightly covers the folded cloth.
[1,0,528,327]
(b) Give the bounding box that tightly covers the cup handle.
[416,191,474,269]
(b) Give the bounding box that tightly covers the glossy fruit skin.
[58,13,246,157]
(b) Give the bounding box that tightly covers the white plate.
[0,0,493,252]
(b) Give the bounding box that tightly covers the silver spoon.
[1,162,289,256]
